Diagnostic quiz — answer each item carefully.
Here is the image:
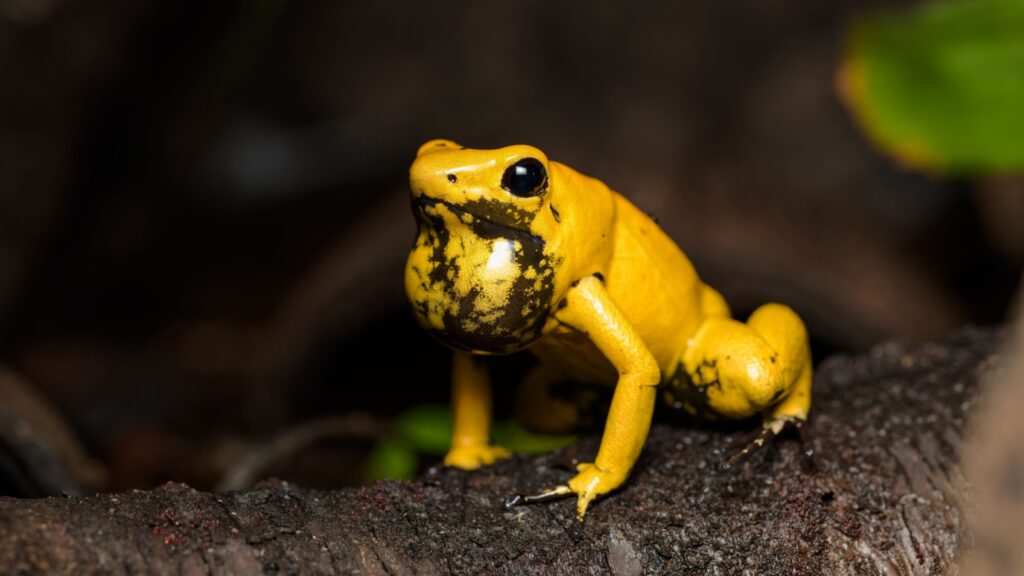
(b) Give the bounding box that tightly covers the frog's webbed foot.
[444,444,510,470]
[722,416,803,471]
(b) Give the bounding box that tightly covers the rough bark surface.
[0,329,1000,575]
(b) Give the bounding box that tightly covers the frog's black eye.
[501,158,547,198]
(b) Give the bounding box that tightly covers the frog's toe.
[766,414,804,436]
[566,462,627,518]
[723,416,804,470]
[444,444,510,470]
[503,484,572,511]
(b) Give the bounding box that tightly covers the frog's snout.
[410,140,463,203]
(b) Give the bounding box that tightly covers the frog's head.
[405,139,614,354]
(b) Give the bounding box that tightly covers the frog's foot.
[567,462,628,517]
[722,416,803,470]
[504,462,626,519]
[444,444,510,470]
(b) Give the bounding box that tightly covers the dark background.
[0,0,1019,495]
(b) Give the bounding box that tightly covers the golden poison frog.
[405,140,812,518]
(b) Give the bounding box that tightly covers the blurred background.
[0,0,1021,497]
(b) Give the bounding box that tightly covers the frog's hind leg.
[722,358,813,467]
[681,303,812,459]
[747,304,813,428]
[514,363,582,434]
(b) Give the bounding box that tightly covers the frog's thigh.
[683,303,811,420]
[514,362,580,434]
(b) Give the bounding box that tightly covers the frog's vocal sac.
[404,139,813,519]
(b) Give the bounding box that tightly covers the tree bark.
[0,328,1000,575]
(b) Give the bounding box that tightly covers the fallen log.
[0,328,1001,575]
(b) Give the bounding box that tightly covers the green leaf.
[394,405,452,455]
[842,0,1024,173]
[391,404,576,458]
[364,438,419,482]
[492,421,576,455]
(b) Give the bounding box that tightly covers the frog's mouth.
[412,196,544,248]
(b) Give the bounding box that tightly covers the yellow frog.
[405,139,812,518]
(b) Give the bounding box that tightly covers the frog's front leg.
[444,351,510,469]
[510,275,661,518]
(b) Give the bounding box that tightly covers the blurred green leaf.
[842,0,1024,173]
[391,404,577,458]
[364,438,419,482]
[394,405,452,455]
[493,421,577,455]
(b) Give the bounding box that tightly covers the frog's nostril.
[416,139,461,158]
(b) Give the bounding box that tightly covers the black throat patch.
[408,197,556,354]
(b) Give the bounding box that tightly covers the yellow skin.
[405,139,813,518]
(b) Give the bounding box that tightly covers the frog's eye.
[501,158,547,198]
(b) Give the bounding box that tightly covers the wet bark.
[0,328,1000,575]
